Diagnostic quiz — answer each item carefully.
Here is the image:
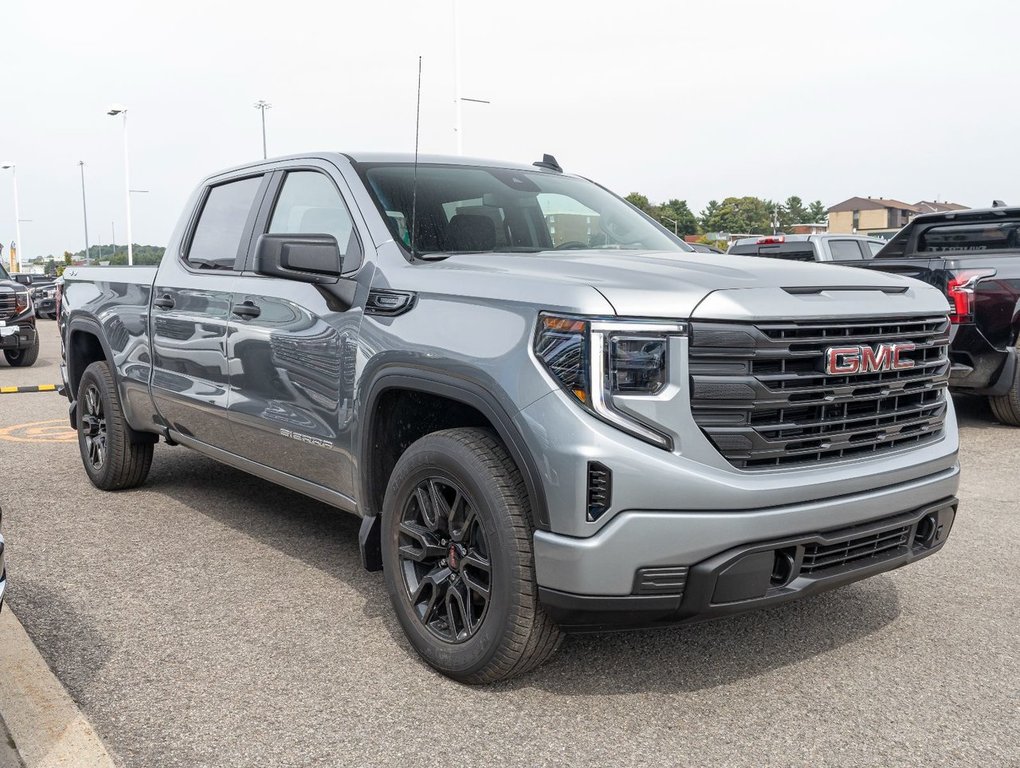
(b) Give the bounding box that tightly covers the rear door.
[150,173,268,449]
[224,162,370,498]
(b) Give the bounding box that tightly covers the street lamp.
[660,214,679,236]
[0,162,23,272]
[107,104,134,265]
[79,161,91,264]
[254,100,271,159]
[450,0,490,154]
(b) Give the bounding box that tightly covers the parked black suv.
[861,205,1020,425]
[0,263,39,366]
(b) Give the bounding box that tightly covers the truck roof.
[205,151,558,183]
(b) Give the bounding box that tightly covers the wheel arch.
[358,367,550,533]
[65,316,116,424]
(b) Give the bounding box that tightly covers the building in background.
[827,196,969,237]
[914,200,969,215]
[827,197,919,233]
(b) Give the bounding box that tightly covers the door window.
[828,240,865,261]
[268,171,362,271]
[187,176,264,270]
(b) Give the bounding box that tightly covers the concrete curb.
[0,608,116,768]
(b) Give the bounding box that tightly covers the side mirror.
[254,233,342,284]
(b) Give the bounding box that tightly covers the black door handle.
[153,294,175,310]
[231,301,261,319]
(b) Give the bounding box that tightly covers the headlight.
[535,313,686,449]
[14,290,31,314]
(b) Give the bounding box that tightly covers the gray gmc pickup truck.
[59,152,960,683]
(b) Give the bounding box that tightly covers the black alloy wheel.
[381,428,563,683]
[397,477,491,643]
[80,383,108,471]
[75,360,154,490]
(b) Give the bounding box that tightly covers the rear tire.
[4,336,39,367]
[381,428,563,684]
[988,354,1020,426]
[76,360,154,490]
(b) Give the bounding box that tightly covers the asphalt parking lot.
[0,320,1017,767]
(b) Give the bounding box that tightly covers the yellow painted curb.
[0,608,117,768]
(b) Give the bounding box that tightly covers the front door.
[225,167,367,497]
[150,174,267,449]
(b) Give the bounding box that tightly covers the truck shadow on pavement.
[147,450,902,695]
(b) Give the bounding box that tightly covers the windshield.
[357,163,691,257]
[0,262,9,281]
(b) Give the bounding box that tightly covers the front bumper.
[0,321,36,351]
[540,497,957,631]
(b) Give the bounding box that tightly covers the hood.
[431,250,950,320]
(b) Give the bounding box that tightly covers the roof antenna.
[410,56,423,259]
[533,153,562,173]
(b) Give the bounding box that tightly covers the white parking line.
[0,608,116,768]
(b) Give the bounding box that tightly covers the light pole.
[452,0,463,154]
[660,214,679,236]
[107,105,133,265]
[254,100,271,159]
[0,163,24,272]
[450,0,491,155]
[79,161,91,264]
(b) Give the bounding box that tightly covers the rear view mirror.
[255,234,342,284]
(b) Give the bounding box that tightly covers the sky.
[1,0,1018,261]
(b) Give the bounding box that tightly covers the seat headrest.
[446,214,496,251]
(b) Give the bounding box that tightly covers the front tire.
[382,428,563,684]
[4,336,39,367]
[76,361,154,490]
[989,354,1020,426]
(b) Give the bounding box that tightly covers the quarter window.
[187,176,264,270]
[829,240,864,261]
[269,171,362,271]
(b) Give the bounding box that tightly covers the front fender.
[356,362,551,530]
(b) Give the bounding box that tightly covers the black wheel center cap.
[448,543,466,571]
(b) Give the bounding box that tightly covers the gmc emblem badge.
[825,343,916,375]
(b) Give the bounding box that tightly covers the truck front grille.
[688,316,950,469]
[0,294,16,320]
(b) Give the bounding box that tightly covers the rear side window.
[918,221,1020,252]
[866,241,885,257]
[730,243,815,261]
[187,176,263,270]
[268,171,363,271]
[828,240,865,261]
[727,244,757,255]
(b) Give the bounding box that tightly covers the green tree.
[701,196,773,234]
[783,196,808,226]
[625,193,655,215]
[656,199,700,236]
[699,200,720,231]
[807,200,827,223]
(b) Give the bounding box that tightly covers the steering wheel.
[554,241,590,250]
